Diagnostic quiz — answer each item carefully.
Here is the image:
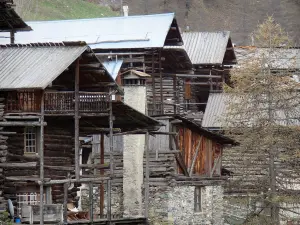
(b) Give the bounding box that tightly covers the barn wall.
[3,118,77,209]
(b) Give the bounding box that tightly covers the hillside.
[14,0,117,21]
[122,0,300,46]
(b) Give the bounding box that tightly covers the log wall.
[0,98,7,211]
[3,118,77,209]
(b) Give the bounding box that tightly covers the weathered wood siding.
[0,98,7,211]
[3,118,77,207]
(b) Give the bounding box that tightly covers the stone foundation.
[148,185,224,225]
[80,184,224,224]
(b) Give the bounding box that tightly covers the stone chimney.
[122,70,149,217]
[123,5,129,17]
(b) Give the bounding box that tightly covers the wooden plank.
[63,183,68,224]
[0,121,46,126]
[144,132,149,218]
[0,162,37,168]
[100,134,104,218]
[80,163,110,169]
[89,183,94,223]
[40,91,45,225]
[75,58,80,180]
[188,136,203,176]
[171,133,189,176]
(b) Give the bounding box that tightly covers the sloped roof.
[0,13,183,48]
[202,93,228,128]
[165,31,236,65]
[202,92,300,128]
[235,47,300,69]
[0,1,31,32]
[0,42,115,90]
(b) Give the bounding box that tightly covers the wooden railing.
[44,91,109,114]
[5,91,109,114]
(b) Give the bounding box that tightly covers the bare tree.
[224,17,300,224]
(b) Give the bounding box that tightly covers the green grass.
[16,0,118,21]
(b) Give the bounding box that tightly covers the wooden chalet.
[0,42,161,224]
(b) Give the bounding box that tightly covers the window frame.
[24,127,39,155]
[194,186,203,212]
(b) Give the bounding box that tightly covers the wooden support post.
[144,132,150,218]
[173,76,177,114]
[188,136,203,176]
[107,90,114,223]
[107,180,112,222]
[100,134,104,218]
[63,183,68,224]
[159,49,164,114]
[39,91,45,225]
[89,183,94,223]
[151,51,156,115]
[10,30,15,44]
[75,58,80,180]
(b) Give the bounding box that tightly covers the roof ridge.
[0,41,87,48]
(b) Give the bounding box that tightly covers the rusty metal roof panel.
[0,13,181,49]
[0,44,87,89]
[182,31,230,65]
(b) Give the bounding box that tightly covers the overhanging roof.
[0,2,32,32]
[0,42,117,90]
[0,13,183,48]
[165,31,237,65]
[80,101,163,132]
[175,116,235,145]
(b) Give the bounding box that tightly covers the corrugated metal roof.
[202,93,300,128]
[102,60,123,80]
[165,31,231,65]
[0,45,87,89]
[202,93,228,128]
[235,47,300,69]
[0,13,178,49]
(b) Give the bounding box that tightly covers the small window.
[16,191,45,216]
[24,127,37,154]
[194,187,203,212]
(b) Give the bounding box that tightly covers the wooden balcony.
[5,91,109,115]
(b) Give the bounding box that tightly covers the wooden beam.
[170,131,189,176]
[144,132,150,218]
[188,137,203,176]
[0,121,47,126]
[75,58,80,180]
[44,165,75,171]
[80,163,110,169]
[63,183,68,224]
[39,91,45,225]
[0,162,37,168]
[41,177,110,185]
[100,134,104,218]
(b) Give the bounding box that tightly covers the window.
[24,127,37,154]
[194,187,203,212]
[16,192,45,216]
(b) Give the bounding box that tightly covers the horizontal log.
[0,162,37,168]
[42,177,110,185]
[80,163,110,169]
[44,165,74,171]
[0,122,47,126]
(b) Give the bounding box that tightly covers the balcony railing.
[5,91,109,114]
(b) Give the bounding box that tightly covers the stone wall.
[148,185,224,225]
[80,184,224,224]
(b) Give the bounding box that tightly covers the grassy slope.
[15,0,117,21]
